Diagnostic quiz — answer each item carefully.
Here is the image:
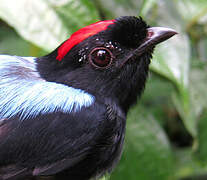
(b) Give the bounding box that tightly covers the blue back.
[0,55,95,120]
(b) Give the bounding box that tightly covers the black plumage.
[0,16,177,180]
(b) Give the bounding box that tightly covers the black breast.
[0,99,126,180]
[55,102,126,180]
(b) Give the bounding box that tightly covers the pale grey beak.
[136,27,178,55]
[119,27,178,67]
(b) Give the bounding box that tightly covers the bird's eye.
[89,47,113,68]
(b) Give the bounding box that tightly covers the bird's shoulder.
[0,55,95,120]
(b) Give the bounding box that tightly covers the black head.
[37,16,177,111]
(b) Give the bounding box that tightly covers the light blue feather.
[0,55,95,120]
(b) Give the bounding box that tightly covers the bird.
[0,16,177,180]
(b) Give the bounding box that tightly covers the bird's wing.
[0,102,108,179]
[0,55,95,121]
[0,55,98,178]
[33,155,85,176]
[29,103,124,177]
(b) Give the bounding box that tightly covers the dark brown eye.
[89,47,113,68]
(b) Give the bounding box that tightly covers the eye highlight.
[89,47,113,69]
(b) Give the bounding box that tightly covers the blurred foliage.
[0,0,207,179]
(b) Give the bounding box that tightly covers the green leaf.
[145,0,193,136]
[191,65,207,162]
[49,0,100,32]
[174,148,207,179]
[110,106,174,180]
[0,0,100,52]
[139,0,157,17]
[149,0,190,88]
[0,24,30,56]
[99,175,110,180]
[172,90,196,137]
[176,0,207,24]
[172,64,207,137]
[195,111,207,165]
[0,23,45,57]
[95,0,143,18]
[151,35,189,88]
[189,65,207,118]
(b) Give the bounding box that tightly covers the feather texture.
[0,55,95,120]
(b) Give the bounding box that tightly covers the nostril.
[147,31,154,38]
